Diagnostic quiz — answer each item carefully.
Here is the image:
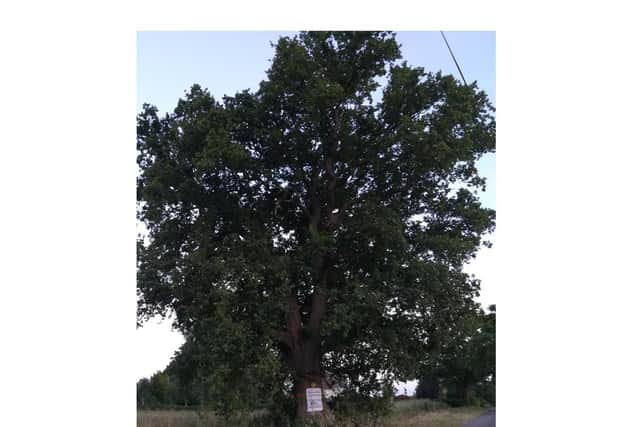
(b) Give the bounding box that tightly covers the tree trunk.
[284,294,334,424]
[293,372,333,424]
[286,125,340,424]
[286,324,334,423]
[463,384,474,405]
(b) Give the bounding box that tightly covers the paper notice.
[306,387,323,412]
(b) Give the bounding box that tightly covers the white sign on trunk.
[306,387,323,412]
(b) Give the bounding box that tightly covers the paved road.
[463,408,495,427]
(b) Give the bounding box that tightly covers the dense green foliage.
[137,373,180,409]
[137,31,495,419]
[416,305,496,406]
[137,341,201,409]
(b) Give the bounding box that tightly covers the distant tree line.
[416,304,495,406]
[137,339,201,409]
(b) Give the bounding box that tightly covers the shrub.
[415,377,439,400]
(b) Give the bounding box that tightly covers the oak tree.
[137,31,495,422]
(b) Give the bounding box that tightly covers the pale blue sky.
[136,32,496,383]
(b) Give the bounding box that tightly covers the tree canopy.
[137,31,495,422]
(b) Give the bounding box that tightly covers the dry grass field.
[385,406,485,427]
[137,399,487,427]
[137,409,217,427]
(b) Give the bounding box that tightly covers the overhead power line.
[440,31,468,86]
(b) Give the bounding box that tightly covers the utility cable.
[440,31,468,86]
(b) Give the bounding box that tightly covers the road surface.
[463,408,495,427]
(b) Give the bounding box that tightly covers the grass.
[384,404,485,427]
[137,409,269,427]
[389,398,449,415]
[137,400,488,427]
[137,409,218,427]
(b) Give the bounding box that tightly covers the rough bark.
[284,294,333,423]
[293,373,333,424]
